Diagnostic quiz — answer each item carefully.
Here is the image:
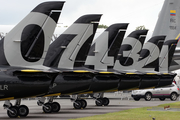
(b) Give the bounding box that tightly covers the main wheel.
[144,92,152,101]
[133,97,140,101]
[7,106,19,118]
[73,100,82,109]
[52,102,60,112]
[95,98,103,106]
[103,97,109,106]
[170,93,177,101]
[80,99,87,109]
[43,103,52,113]
[159,98,166,101]
[18,105,29,117]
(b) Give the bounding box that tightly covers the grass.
[157,102,180,108]
[70,102,180,120]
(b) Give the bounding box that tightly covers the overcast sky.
[0,0,165,32]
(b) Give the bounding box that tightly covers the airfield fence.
[114,91,133,100]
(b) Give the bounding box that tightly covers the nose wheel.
[73,100,82,109]
[7,106,19,118]
[43,103,52,113]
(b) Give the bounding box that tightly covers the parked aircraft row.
[0,0,180,118]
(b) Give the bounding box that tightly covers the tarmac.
[0,93,178,120]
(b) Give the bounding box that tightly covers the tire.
[52,102,60,112]
[7,106,19,118]
[133,97,140,101]
[159,98,166,101]
[43,103,52,113]
[144,92,152,101]
[95,98,103,106]
[103,97,109,106]
[170,92,177,101]
[73,100,82,109]
[80,99,87,109]
[18,105,29,117]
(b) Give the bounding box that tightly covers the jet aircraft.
[1,0,179,118]
[0,1,65,118]
[40,23,129,110]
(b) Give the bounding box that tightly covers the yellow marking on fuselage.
[146,73,157,75]
[126,88,139,91]
[126,73,137,75]
[99,72,114,74]
[43,93,61,97]
[73,70,90,73]
[21,69,42,72]
[143,86,155,89]
[163,73,169,75]
[77,91,93,95]
[104,89,118,92]
[0,97,14,101]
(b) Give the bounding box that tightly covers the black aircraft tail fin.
[159,39,178,73]
[113,30,148,71]
[136,36,166,72]
[0,2,64,68]
[44,14,102,69]
[85,23,129,70]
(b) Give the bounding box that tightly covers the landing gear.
[71,95,87,109]
[102,97,109,106]
[95,97,110,106]
[80,99,87,108]
[18,105,29,117]
[52,102,61,112]
[4,99,29,118]
[73,100,82,109]
[38,97,61,113]
[71,93,110,109]
[43,103,52,113]
[94,93,110,106]
[7,106,19,118]
[95,98,103,106]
